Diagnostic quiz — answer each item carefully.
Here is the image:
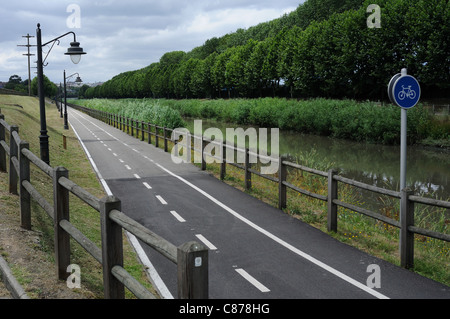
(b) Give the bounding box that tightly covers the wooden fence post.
[244,147,251,190]
[135,119,138,138]
[327,169,338,232]
[0,114,6,173]
[155,126,159,148]
[400,188,415,269]
[177,241,208,299]
[148,123,152,144]
[9,125,19,195]
[19,141,31,230]
[63,135,67,150]
[278,156,287,210]
[141,121,145,142]
[164,127,168,152]
[53,167,71,281]
[201,136,206,171]
[220,142,226,180]
[100,196,125,299]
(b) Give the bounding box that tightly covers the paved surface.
[68,106,449,299]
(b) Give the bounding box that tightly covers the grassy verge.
[0,95,156,298]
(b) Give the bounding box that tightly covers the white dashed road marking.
[170,211,186,223]
[156,195,168,205]
[235,269,270,293]
[143,182,152,190]
[195,234,217,250]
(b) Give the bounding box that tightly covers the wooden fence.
[68,103,450,270]
[0,111,208,299]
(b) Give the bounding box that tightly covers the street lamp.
[65,42,86,64]
[36,23,86,164]
[63,71,82,130]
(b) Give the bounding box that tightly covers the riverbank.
[73,98,449,149]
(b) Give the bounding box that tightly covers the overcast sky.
[0,0,302,84]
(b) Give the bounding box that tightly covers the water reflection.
[281,131,450,199]
[184,118,450,200]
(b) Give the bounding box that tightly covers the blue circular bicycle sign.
[389,73,421,109]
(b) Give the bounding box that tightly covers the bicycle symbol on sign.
[398,85,416,100]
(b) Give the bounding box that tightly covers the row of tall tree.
[85,0,450,101]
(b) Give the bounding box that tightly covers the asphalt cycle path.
[68,106,449,299]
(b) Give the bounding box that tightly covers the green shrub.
[74,98,185,129]
[74,98,444,146]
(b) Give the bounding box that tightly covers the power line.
[17,34,35,96]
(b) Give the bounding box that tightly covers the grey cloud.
[2,0,302,83]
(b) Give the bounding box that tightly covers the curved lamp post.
[63,71,82,130]
[36,23,86,164]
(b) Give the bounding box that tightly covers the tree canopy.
[85,0,450,100]
[31,75,58,98]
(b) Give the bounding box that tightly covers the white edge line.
[195,234,217,250]
[69,111,172,299]
[153,162,390,300]
[235,268,270,293]
[126,232,174,299]
[69,117,113,196]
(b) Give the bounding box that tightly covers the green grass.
[72,98,185,129]
[75,97,449,147]
[0,95,157,298]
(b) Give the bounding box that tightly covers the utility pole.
[17,34,35,96]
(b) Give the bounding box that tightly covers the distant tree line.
[4,74,60,98]
[3,75,30,94]
[85,0,450,101]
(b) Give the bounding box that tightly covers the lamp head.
[65,42,86,64]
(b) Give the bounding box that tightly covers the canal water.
[184,118,450,201]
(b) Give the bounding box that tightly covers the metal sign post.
[388,68,421,193]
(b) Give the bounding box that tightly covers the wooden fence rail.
[68,103,450,270]
[0,111,208,299]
